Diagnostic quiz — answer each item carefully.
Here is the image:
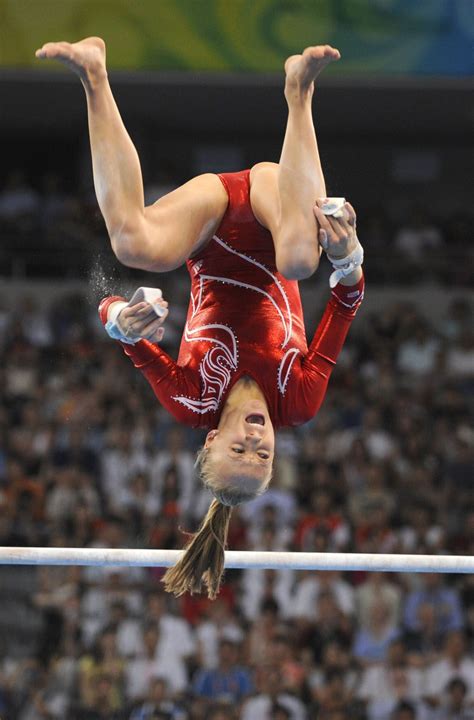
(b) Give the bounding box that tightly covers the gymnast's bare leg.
[35,37,228,272]
[35,38,338,281]
[250,45,340,279]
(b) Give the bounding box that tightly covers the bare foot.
[35,36,106,89]
[285,45,340,101]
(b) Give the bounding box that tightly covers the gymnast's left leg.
[250,45,340,280]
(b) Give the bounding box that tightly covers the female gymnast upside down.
[36,38,364,599]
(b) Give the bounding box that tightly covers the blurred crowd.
[0,169,473,286]
[0,263,473,720]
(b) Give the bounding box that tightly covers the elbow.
[110,221,179,272]
[110,224,153,270]
[113,246,148,270]
[276,239,320,281]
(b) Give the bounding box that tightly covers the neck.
[220,376,268,421]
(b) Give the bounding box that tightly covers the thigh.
[140,173,228,272]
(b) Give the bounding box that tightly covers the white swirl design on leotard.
[278,347,301,396]
[173,320,238,414]
[213,236,293,347]
[172,236,299,414]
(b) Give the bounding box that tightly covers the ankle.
[82,65,108,94]
[285,92,314,118]
[284,83,314,108]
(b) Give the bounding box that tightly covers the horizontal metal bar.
[0,547,472,573]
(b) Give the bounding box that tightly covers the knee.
[276,242,320,280]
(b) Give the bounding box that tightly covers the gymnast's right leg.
[35,37,227,271]
[250,45,340,280]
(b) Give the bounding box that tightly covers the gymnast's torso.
[177,170,309,426]
[108,169,364,430]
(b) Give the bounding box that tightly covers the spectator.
[308,640,359,702]
[195,598,244,669]
[115,471,160,531]
[403,574,464,636]
[77,627,126,716]
[394,206,443,264]
[403,602,444,668]
[440,299,472,342]
[389,701,417,720]
[357,639,423,719]
[312,667,356,715]
[269,635,308,696]
[242,553,294,621]
[445,330,474,379]
[424,631,474,707]
[0,258,473,719]
[150,425,196,521]
[432,677,472,720]
[398,503,445,555]
[108,601,143,659]
[352,600,400,666]
[246,504,293,550]
[355,572,402,630]
[126,623,187,699]
[292,571,355,624]
[241,665,306,720]
[397,321,440,377]
[75,673,126,719]
[294,488,350,552]
[297,589,353,665]
[33,560,80,663]
[146,592,195,666]
[349,462,396,531]
[247,599,284,667]
[192,639,253,704]
[0,169,40,222]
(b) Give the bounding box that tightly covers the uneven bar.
[0,547,473,573]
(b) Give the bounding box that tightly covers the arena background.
[0,1,473,719]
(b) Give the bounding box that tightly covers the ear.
[204,429,219,448]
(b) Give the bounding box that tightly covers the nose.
[245,429,263,442]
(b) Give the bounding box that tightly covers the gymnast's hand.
[116,297,169,343]
[313,200,358,259]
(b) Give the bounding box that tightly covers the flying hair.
[162,446,271,599]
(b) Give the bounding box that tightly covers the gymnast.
[36,38,364,598]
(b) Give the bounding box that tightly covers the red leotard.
[99,170,364,429]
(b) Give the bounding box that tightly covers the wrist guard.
[104,287,165,345]
[327,240,364,288]
[105,301,137,344]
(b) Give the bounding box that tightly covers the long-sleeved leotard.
[99,170,364,429]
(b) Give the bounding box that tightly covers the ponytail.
[162,499,232,600]
[162,444,272,600]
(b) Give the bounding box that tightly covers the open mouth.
[245,413,265,426]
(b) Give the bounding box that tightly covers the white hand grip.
[319,197,346,219]
[128,286,166,317]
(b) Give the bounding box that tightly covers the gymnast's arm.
[98,296,201,426]
[299,199,364,417]
[299,276,365,413]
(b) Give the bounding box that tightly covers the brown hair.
[162,446,271,600]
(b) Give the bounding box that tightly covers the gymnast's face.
[204,399,275,491]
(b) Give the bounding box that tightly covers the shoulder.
[185,173,229,211]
